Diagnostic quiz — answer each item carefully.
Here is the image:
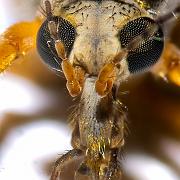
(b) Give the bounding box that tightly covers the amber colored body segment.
[153,42,180,86]
[95,62,116,97]
[163,43,180,86]
[54,40,85,97]
[0,18,42,72]
[62,60,85,97]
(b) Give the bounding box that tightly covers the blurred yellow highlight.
[0,18,42,72]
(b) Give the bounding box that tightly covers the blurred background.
[0,0,180,180]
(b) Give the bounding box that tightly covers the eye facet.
[37,17,76,71]
[119,17,164,73]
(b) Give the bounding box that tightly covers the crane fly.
[0,0,180,179]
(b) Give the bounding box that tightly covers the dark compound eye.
[119,17,164,73]
[37,17,76,71]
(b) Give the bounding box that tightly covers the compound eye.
[37,17,76,71]
[119,17,164,73]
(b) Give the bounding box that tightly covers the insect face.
[37,0,164,77]
[0,0,179,179]
[35,1,179,180]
